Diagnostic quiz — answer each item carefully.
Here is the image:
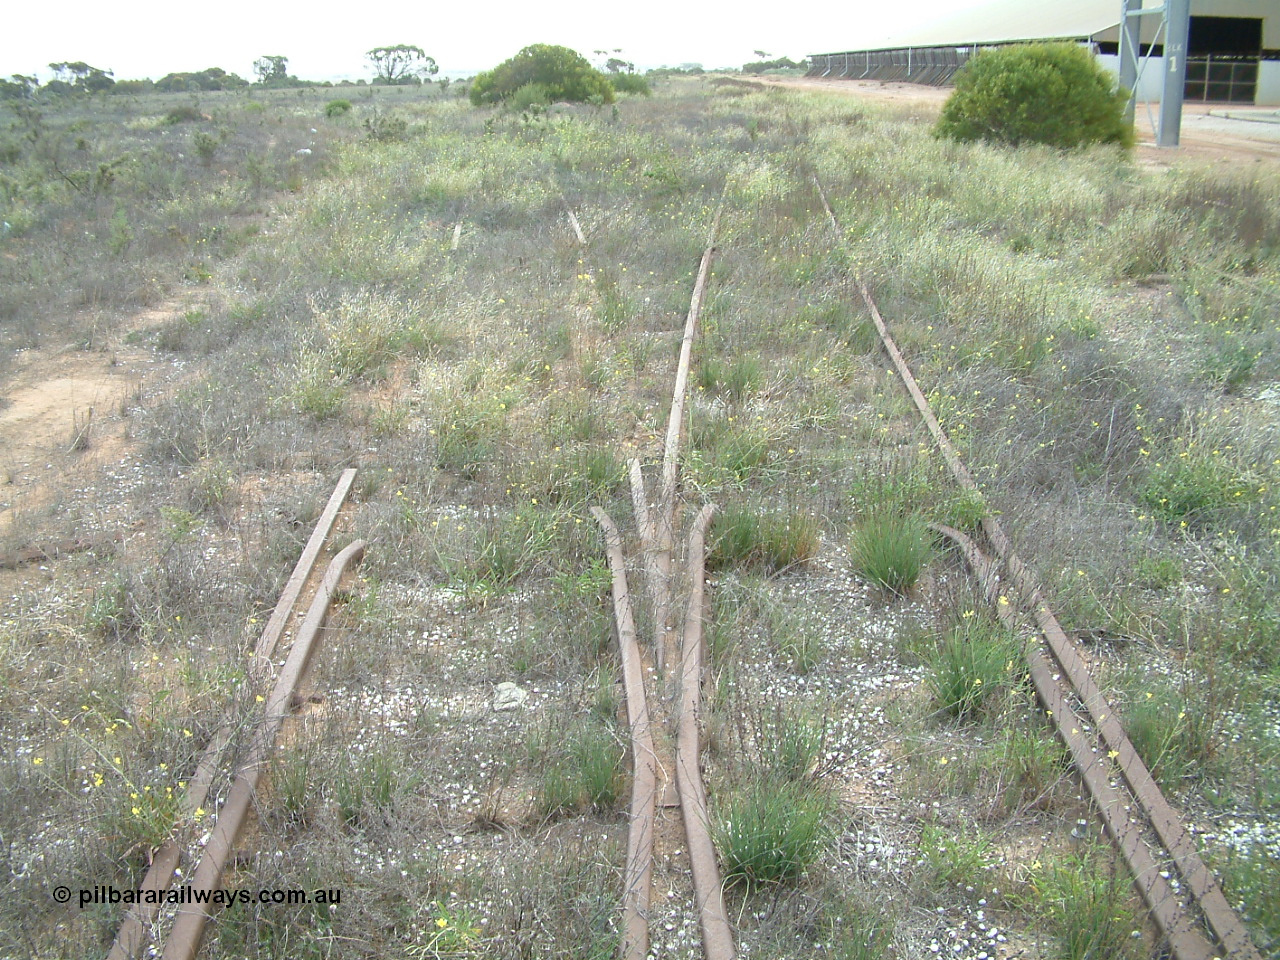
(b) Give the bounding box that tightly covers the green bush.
[324,98,352,118]
[609,72,651,97]
[935,42,1133,149]
[470,44,614,106]
[162,106,204,126]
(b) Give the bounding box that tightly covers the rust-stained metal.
[108,469,357,960]
[592,507,656,960]
[932,524,1218,960]
[676,505,735,960]
[852,259,1259,958]
[159,540,366,960]
[653,209,722,677]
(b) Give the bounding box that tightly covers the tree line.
[0,45,440,100]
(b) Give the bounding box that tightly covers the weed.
[709,505,819,573]
[925,618,1020,720]
[538,720,622,816]
[697,355,763,401]
[716,775,831,887]
[1024,851,1140,960]
[850,511,934,594]
[919,822,997,889]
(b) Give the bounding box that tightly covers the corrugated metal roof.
[854,0,1163,50]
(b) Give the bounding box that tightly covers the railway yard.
[2,76,1279,959]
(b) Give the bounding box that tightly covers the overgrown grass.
[849,510,934,594]
[715,775,832,887]
[709,505,820,573]
[924,617,1021,720]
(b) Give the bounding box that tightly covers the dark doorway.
[1186,16,1261,102]
[1189,16,1262,56]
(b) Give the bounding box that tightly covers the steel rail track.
[107,469,357,960]
[812,171,1258,958]
[859,279,1259,960]
[575,202,735,960]
[160,539,366,960]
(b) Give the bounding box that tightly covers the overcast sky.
[1,0,995,82]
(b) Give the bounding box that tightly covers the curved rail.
[574,199,733,959]
[590,507,657,960]
[108,469,357,960]
[815,172,1258,958]
[859,282,1259,960]
[675,505,734,960]
[160,539,367,960]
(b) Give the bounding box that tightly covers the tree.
[469,44,614,106]
[253,55,289,85]
[47,62,114,94]
[0,74,38,100]
[935,42,1133,150]
[366,45,437,84]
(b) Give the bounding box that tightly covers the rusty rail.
[814,174,1256,957]
[591,508,657,960]
[108,469,357,960]
[858,280,1259,960]
[575,198,733,959]
[159,540,366,960]
[676,505,734,960]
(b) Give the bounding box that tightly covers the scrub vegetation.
[1,69,1277,959]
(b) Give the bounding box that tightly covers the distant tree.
[470,44,614,106]
[742,56,804,74]
[0,74,38,100]
[47,61,115,94]
[154,68,248,93]
[253,55,289,85]
[935,42,1133,149]
[366,45,437,84]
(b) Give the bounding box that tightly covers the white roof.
[850,0,1163,50]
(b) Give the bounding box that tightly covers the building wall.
[1094,0,1278,48]
[1099,53,1280,105]
[1260,60,1280,103]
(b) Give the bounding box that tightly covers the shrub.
[162,106,204,125]
[609,72,651,97]
[935,42,1133,149]
[470,44,614,106]
[324,98,352,118]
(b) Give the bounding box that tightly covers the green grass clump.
[537,721,623,816]
[1024,851,1140,960]
[850,511,934,594]
[925,618,1020,720]
[709,506,820,573]
[1138,445,1257,526]
[715,776,831,887]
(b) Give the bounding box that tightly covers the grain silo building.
[807,0,1280,106]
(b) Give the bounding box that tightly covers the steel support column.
[1158,0,1190,146]
[1119,0,1144,124]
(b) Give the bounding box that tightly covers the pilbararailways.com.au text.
[56,885,341,910]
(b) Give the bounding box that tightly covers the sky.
[0,0,997,82]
